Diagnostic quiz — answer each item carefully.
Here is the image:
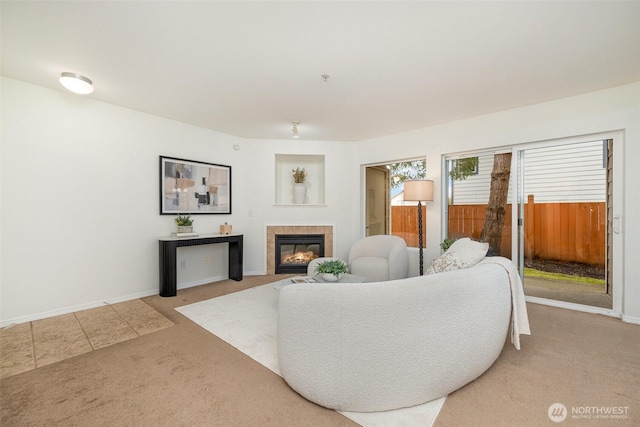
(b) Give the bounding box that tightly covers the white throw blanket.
[478,257,531,349]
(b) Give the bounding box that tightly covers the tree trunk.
[480,153,512,256]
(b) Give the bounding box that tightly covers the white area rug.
[176,281,445,427]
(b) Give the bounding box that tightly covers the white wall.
[0,77,358,324]
[229,137,360,275]
[3,77,638,325]
[355,83,640,322]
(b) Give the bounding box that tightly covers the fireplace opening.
[275,234,325,274]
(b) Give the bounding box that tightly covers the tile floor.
[0,299,173,379]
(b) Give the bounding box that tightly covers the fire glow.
[282,251,318,265]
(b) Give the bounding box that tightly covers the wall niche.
[274,154,325,206]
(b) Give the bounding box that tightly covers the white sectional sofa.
[277,257,526,412]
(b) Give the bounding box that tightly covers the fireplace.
[275,234,325,274]
[266,225,333,275]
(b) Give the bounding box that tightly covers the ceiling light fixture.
[59,72,94,94]
[292,121,300,139]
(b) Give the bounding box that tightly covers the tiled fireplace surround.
[266,225,334,275]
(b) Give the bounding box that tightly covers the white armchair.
[347,235,408,282]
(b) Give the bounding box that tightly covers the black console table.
[159,233,243,297]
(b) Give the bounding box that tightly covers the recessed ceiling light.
[59,72,94,94]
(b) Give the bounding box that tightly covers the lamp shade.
[403,180,434,202]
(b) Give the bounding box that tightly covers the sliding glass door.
[444,132,623,314]
[516,140,611,309]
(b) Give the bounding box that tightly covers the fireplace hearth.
[275,234,325,274]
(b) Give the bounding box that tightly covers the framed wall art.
[160,156,232,215]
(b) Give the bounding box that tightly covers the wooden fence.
[391,206,426,248]
[447,195,605,266]
[447,204,514,258]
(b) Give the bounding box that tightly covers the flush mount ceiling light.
[292,121,300,139]
[59,72,94,94]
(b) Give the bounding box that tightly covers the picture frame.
[160,156,231,215]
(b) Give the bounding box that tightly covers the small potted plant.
[175,213,194,233]
[440,238,457,252]
[292,167,307,184]
[315,259,349,282]
[292,167,308,204]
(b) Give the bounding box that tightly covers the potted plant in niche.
[315,259,349,282]
[292,167,307,204]
[175,213,194,233]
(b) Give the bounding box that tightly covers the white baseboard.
[1,273,282,328]
[621,314,640,324]
[243,270,266,276]
[0,288,159,328]
[176,272,269,288]
[0,275,241,328]
[176,275,227,290]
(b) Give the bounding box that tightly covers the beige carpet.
[175,280,445,426]
[436,303,639,426]
[1,275,638,426]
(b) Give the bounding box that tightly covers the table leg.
[159,241,178,297]
[228,236,243,281]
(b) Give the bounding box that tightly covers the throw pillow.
[425,237,489,275]
[446,238,489,266]
[425,251,465,274]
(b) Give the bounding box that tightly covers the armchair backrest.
[348,234,403,257]
[348,235,408,281]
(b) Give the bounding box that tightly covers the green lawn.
[524,268,605,286]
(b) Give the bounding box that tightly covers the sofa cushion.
[426,237,489,274]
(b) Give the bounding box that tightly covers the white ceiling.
[2,1,639,141]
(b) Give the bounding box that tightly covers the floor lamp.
[403,180,434,275]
